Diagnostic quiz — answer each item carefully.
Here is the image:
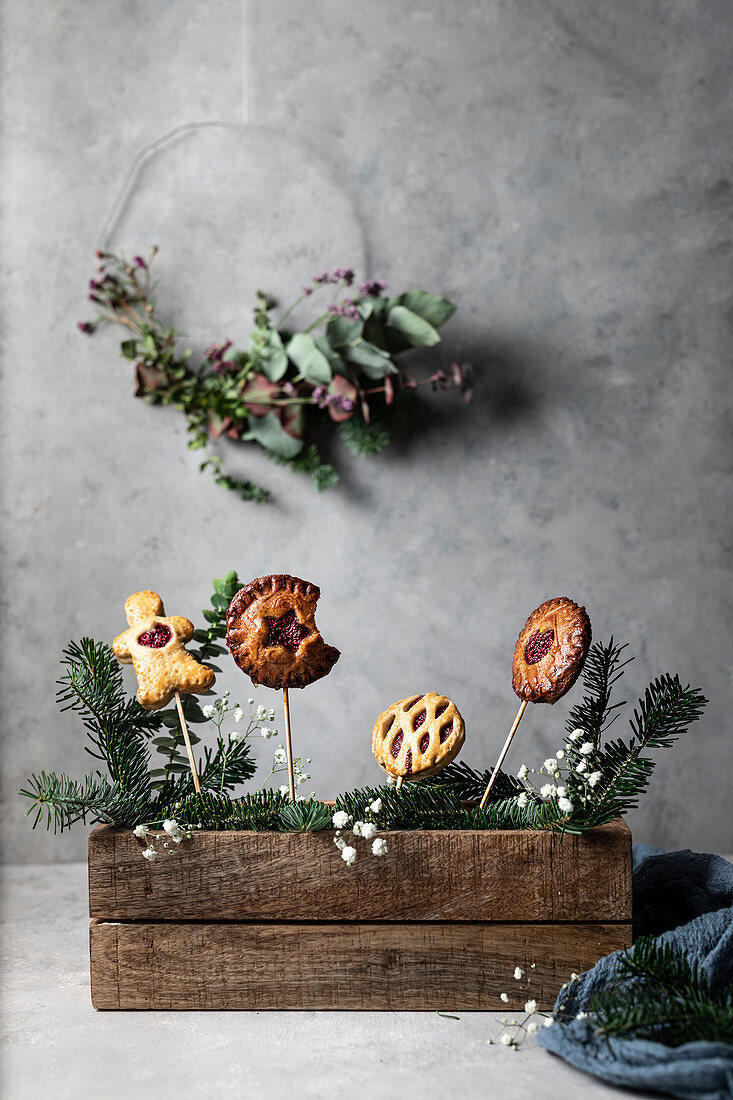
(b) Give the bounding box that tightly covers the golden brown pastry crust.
[226,574,340,690]
[372,693,465,780]
[512,596,591,704]
[112,591,216,711]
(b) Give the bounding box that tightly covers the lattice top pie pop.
[511,596,592,704]
[372,693,465,780]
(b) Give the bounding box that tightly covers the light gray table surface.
[0,863,664,1100]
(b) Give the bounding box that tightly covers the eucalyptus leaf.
[325,315,362,348]
[258,330,288,382]
[314,336,346,375]
[286,333,332,385]
[387,305,441,347]
[396,291,456,328]
[346,340,398,379]
[120,339,138,360]
[246,410,304,459]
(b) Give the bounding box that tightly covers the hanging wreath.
[80,249,472,502]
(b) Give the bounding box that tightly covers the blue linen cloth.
[536,845,733,1100]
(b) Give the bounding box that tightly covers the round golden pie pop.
[372,693,465,781]
[512,596,592,704]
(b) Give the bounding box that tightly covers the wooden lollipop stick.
[479,699,528,809]
[282,688,296,801]
[174,690,201,793]
[395,777,403,791]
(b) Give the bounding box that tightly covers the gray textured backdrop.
[2,0,731,862]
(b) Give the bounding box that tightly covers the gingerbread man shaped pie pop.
[113,591,215,791]
[226,574,340,798]
[479,597,591,808]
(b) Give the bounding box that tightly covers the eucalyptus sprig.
[80,250,471,502]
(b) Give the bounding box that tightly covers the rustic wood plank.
[90,919,631,1010]
[88,820,632,922]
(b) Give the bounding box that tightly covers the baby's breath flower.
[570,972,579,981]
[543,758,559,774]
[341,845,357,866]
[576,1011,588,1020]
[558,796,573,813]
[544,1016,554,1027]
[576,760,588,774]
[133,824,149,839]
[260,726,275,739]
[247,698,254,705]
[579,742,594,755]
[500,992,509,1003]
[278,785,289,796]
[274,746,286,765]
[514,967,524,980]
[527,1021,540,1036]
[555,749,565,760]
[588,771,603,787]
[516,792,528,808]
[371,838,388,856]
[352,821,364,837]
[369,798,382,814]
[202,704,216,719]
[332,810,350,829]
[233,707,244,722]
[524,999,537,1014]
[142,846,158,862]
[360,822,377,840]
[333,834,346,851]
[256,705,267,721]
[229,730,244,743]
[517,764,529,780]
[163,819,183,840]
[569,728,585,741]
[539,783,556,798]
[499,1033,513,1046]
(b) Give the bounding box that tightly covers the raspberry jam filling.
[404,749,412,775]
[137,623,172,648]
[435,702,448,718]
[524,628,554,665]
[265,608,311,653]
[419,733,430,753]
[439,723,453,744]
[413,711,426,730]
[391,731,403,758]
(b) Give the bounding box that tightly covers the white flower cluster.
[132,818,194,862]
[511,727,606,819]
[488,962,555,1051]
[332,804,388,867]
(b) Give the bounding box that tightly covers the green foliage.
[80,250,465,503]
[425,760,523,802]
[587,937,733,1046]
[333,782,559,832]
[564,671,707,832]
[279,799,333,832]
[270,442,339,493]
[564,638,632,751]
[19,770,150,833]
[337,416,391,456]
[167,790,289,831]
[56,638,157,792]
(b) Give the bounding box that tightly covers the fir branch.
[334,783,555,832]
[197,736,257,795]
[425,760,523,802]
[279,800,333,832]
[56,638,155,794]
[587,937,733,1046]
[19,770,151,833]
[162,790,289,831]
[271,443,339,493]
[337,416,390,456]
[564,638,633,750]
[566,674,707,831]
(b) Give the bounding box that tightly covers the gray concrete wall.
[2,0,731,862]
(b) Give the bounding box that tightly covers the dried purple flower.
[77,321,94,334]
[332,394,355,413]
[282,381,296,396]
[314,271,330,285]
[359,278,388,298]
[312,386,329,408]
[332,267,355,285]
[133,255,146,268]
[301,285,313,297]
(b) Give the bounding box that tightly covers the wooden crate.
[88,819,632,1010]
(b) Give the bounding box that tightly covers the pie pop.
[479,597,592,808]
[372,692,465,788]
[226,574,340,798]
[113,591,216,791]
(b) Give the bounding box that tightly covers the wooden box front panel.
[88,820,632,923]
[90,919,632,1011]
